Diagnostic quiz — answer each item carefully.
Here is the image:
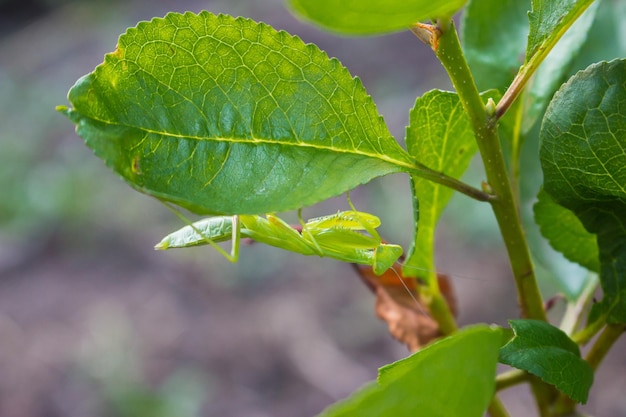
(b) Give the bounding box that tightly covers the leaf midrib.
[79,111,416,170]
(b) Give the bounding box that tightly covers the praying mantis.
[156,202,461,338]
[155,204,404,276]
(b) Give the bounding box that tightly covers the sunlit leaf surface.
[60,12,414,215]
[402,90,498,280]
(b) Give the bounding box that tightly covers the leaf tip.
[154,240,169,250]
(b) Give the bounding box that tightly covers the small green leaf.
[60,12,415,215]
[461,0,530,92]
[287,0,467,35]
[534,189,599,272]
[318,325,501,417]
[402,90,498,281]
[526,0,595,64]
[540,59,626,323]
[523,1,599,131]
[499,320,593,404]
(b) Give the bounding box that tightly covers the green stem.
[569,276,604,345]
[424,289,458,335]
[423,22,553,415]
[410,162,493,202]
[488,395,511,417]
[496,370,558,416]
[560,274,598,337]
[571,316,606,346]
[529,375,554,417]
[585,323,625,371]
[496,369,528,391]
[429,20,546,323]
[508,97,525,206]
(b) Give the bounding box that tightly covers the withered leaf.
[353,263,457,352]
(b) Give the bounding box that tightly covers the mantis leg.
[242,214,319,256]
[229,215,241,262]
[298,208,324,256]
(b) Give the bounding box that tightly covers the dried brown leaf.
[353,263,457,352]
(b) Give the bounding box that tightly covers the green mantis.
[156,205,403,276]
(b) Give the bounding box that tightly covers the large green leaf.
[499,320,593,403]
[540,59,626,323]
[318,325,501,417]
[59,12,415,215]
[287,0,467,35]
[402,90,498,281]
[461,0,530,92]
[534,189,599,273]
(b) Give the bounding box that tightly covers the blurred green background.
[0,0,624,416]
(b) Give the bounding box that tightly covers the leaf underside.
[534,189,599,273]
[287,0,468,35]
